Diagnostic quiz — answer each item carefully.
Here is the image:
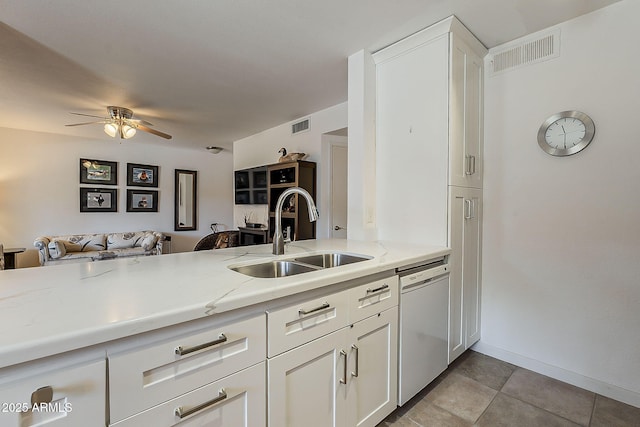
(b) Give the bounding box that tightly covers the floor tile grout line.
[587,393,597,427]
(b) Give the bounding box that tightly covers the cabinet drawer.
[109,313,265,423]
[0,359,105,427]
[267,288,349,357]
[348,276,398,323]
[111,362,265,427]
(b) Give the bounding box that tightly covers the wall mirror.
[175,169,197,231]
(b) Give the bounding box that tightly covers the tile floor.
[378,350,640,427]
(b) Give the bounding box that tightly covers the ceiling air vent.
[488,29,560,76]
[291,118,310,135]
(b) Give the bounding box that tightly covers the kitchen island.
[0,239,449,426]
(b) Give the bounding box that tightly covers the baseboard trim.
[471,341,640,409]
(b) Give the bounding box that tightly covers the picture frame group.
[79,158,161,213]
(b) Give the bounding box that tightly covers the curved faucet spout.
[273,187,318,255]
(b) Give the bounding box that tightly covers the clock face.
[537,111,595,156]
[545,117,586,149]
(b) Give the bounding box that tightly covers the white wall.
[478,0,640,406]
[0,127,234,265]
[232,102,347,235]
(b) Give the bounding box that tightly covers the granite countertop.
[0,239,449,369]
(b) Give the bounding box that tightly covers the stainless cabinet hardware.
[366,284,389,294]
[174,388,227,419]
[351,345,359,377]
[31,386,53,406]
[340,350,347,384]
[175,333,227,356]
[464,199,473,220]
[465,155,476,176]
[298,302,330,316]
[334,225,345,231]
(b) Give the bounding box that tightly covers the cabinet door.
[449,34,484,189]
[463,190,482,347]
[448,187,482,363]
[0,359,105,427]
[376,34,450,246]
[346,307,398,427]
[111,362,265,427]
[268,328,348,427]
[448,188,466,363]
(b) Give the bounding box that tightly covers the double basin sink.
[230,252,372,278]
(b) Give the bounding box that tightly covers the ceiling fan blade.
[136,124,172,139]
[69,112,106,119]
[65,120,107,126]
[127,118,154,126]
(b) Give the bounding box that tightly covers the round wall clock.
[537,111,595,156]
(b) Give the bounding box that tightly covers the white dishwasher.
[397,257,450,405]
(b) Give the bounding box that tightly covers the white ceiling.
[0,0,619,151]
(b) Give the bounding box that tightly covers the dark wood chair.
[193,231,239,251]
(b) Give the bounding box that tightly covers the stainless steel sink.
[229,252,372,278]
[293,253,372,268]
[230,260,319,278]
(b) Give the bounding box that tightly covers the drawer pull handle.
[175,333,227,356]
[31,386,53,406]
[351,344,359,378]
[366,284,389,294]
[298,302,330,316]
[174,388,227,419]
[339,350,347,384]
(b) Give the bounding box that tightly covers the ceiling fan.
[66,106,172,140]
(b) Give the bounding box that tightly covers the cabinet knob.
[31,386,53,406]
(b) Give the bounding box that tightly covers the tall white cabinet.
[374,16,486,364]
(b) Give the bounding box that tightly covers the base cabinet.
[346,307,398,427]
[0,358,105,427]
[111,362,265,426]
[268,307,398,427]
[448,186,482,363]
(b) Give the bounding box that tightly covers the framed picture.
[127,163,159,187]
[80,158,117,185]
[80,188,117,212]
[127,189,159,212]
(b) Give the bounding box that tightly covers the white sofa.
[34,231,164,266]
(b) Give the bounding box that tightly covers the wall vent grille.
[291,118,310,134]
[489,29,560,76]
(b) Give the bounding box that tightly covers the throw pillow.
[141,233,158,251]
[48,240,67,259]
[107,232,137,250]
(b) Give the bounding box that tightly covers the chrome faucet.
[273,187,319,255]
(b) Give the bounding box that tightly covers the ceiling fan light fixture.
[122,124,137,139]
[104,122,119,137]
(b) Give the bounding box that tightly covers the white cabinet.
[268,327,348,427]
[448,187,482,362]
[449,34,484,189]
[374,16,485,365]
[267,276,399,427]
[111,362,265,427]
[267,287,350,357]
[0,358,105,427]
[108,312,266,424]
[346,307,398,427]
